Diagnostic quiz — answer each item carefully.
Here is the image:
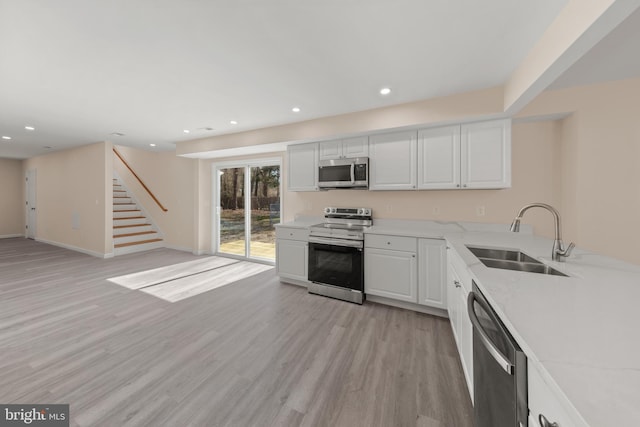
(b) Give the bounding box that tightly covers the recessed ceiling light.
[183,129,190,134]
[149,143,156,147]
[2,136,11,140]
[25,126,35,131]
[292,107,301,113]
[380,87,392,95]
[230,120,238,125]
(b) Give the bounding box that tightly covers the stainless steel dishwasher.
[468,282,528,427]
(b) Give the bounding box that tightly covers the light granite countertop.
[446,231,640,427]
[276,217,640,425]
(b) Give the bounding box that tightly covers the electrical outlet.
[476,206,486,216]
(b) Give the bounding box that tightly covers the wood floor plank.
[0,238,473,427]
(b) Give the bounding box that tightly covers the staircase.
[113,177,164,256]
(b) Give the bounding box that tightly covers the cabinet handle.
[456,184,460,188]
[538,414,558,427]
[412,254,416,258]
[387,242,391,245]
[454,280,461,288]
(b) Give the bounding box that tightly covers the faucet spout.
[509,203,574,262]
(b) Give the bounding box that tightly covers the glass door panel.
[219,167,246,257]
[249,166,280,260]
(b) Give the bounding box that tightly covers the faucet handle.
[558,242,575,258]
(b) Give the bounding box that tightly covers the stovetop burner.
[309,207,372,242]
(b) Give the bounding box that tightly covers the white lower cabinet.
[365,247,417,302]
[528,362,583,427]
[275,227,309,283]
[365,234,417,302]
[417,238,447,309]
[447,250,474,402]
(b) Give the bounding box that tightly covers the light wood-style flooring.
[0,238,473,427]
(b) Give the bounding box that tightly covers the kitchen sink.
[466,245,568,277]
[466,246,539,263]
[478,258,568,277]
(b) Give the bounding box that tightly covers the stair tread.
[114,216,146,220]
[115,238,163,248]
[114,231,157,238]
[114,209,141,212]
[114,203,136,205]
[114,224,150,229]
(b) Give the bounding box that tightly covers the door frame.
[25,169,37,239]
[212,158,282,263]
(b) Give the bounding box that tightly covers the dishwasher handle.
[467,292,515,375]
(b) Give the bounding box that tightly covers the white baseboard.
[365,295,448,318]
[35,237,110,259]
[0,234,24,239]
[164,244,194,253]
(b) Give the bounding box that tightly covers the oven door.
[308,237,363,291]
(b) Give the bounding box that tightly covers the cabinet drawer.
[276,227,309,241]
[365,234,417,252]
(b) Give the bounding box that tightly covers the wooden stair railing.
[113,148,168,212]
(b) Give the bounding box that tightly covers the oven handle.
[309,236,363,249]
[467,292,514,375]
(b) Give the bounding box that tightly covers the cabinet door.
[447,263,461,343]
[276,239,308,281]
[365,248,417,302]
[417,126,461,189]
[417,239,447,309]
[528,362,579,427]
[342,136,369,158]
[460,119,511,189]
[287,143,318,191]
[318,140,342,160]
[458,285,474,401]
[369,131,417,190]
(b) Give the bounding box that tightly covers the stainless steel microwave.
[318,157,368,189]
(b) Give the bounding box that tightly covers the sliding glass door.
[216,160,281,261]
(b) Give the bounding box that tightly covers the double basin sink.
[466,246,568,277]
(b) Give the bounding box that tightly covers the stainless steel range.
[307,207,372,304]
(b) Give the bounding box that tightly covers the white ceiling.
[0,0,571,159]
[549,6,640,90]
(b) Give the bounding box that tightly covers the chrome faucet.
[509,203,575,262]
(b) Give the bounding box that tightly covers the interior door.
[26,169,37,239]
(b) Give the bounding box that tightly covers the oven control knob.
[324,207,331,214]
[331,208,337,214]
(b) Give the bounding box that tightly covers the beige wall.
[114,145,197,251]
[0,158,24,237]
[22,141,112,256]
[284,121,562,239]
[177,86,505,155]
[519,77,640,264]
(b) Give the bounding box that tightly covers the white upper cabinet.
[369,131,417,190]
[417,119,511,190]
[287,143,318,191]
[417,125,461,189]
[461,119,511,189]
[318,136,368,160]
